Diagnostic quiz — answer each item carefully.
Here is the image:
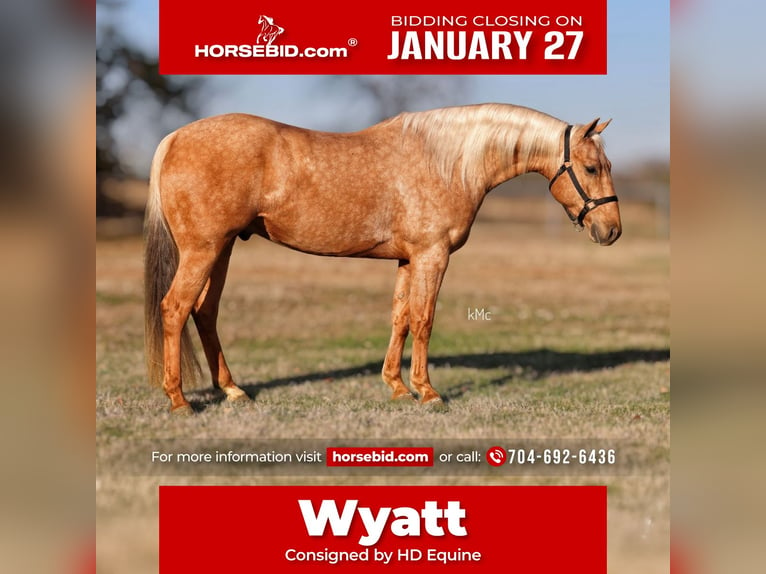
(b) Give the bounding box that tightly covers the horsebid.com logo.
[194,13,351,59]
[256,15,284,46]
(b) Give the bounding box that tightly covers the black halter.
[548,124,619,230]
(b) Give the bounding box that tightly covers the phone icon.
[486,446,506,467]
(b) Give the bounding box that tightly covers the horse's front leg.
[382,260,415,400]
[407,247,449,404]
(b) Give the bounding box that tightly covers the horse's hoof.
[421,396,448,412]
[391,391,416,402]
[225,390,251,403]
[170,404,194,416]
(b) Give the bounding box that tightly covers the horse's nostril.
[595,225,621,245]
[607,226,621,244]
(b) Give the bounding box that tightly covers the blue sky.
[98,2,671,173]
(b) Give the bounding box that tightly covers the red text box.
[159,0,607,75]
[159,485,606,572]
[326,447,434,467]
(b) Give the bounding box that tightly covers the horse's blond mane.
[399,103,567,186]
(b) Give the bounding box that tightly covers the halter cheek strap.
[548,124,619,229]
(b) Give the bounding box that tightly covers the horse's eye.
[585,165,598,175]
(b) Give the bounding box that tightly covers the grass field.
[97,194,669,573]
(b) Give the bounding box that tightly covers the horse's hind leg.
[382,260,415,400]
[161,245,221,413]
[191,239,249,403]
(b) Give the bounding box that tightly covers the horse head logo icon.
[257,15,285,46]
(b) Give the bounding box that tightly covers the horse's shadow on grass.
[189,348,669,409]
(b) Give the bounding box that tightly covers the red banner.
[159,0,607,75]
[159,485,606,572]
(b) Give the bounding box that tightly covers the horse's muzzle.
[590,223,622,246]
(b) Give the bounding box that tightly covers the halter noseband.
[548,124,619,230]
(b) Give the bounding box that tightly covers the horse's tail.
[143,133,201,388]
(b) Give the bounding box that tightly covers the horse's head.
[548,119,622,246]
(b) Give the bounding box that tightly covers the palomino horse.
[144,104,621,413]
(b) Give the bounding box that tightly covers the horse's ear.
[594,119,612,134]
[584,118,612,138]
